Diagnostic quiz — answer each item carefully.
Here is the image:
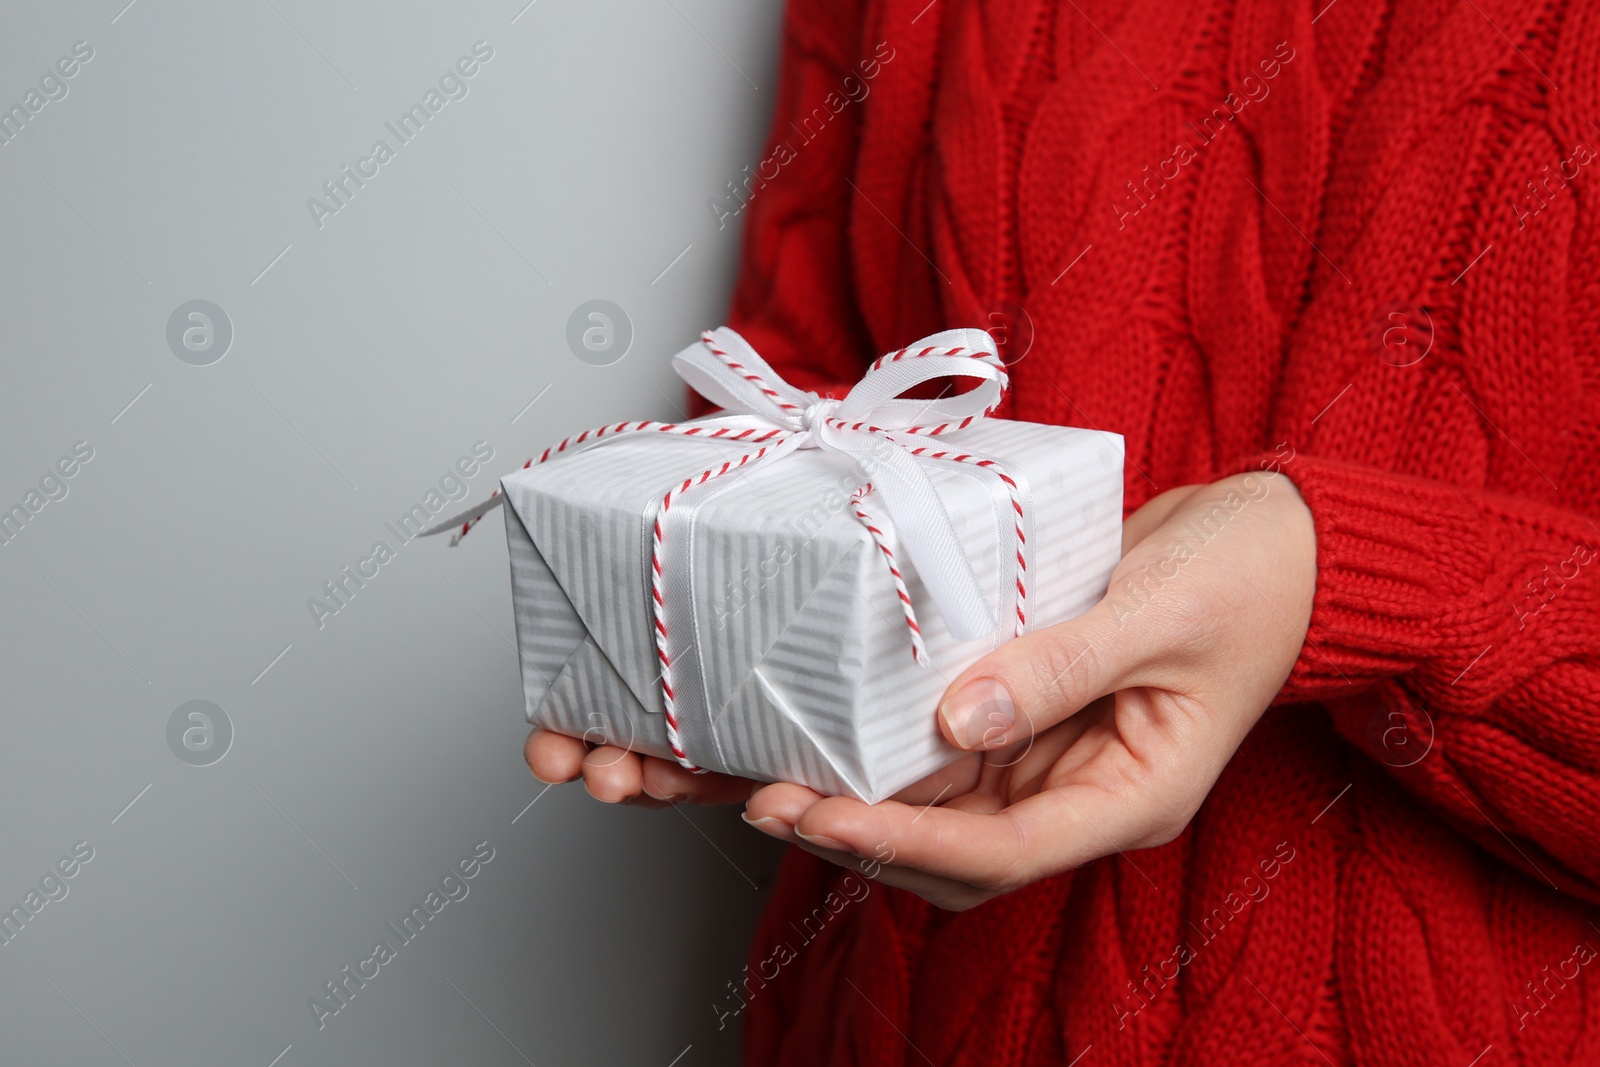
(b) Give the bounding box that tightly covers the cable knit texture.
[713,0,1600,1063]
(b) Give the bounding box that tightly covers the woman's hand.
[523,726,758,808]
[742,469,1317,909]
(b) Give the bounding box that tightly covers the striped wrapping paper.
[501,416,1124,804]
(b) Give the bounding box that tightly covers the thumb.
[936,601,1147,751]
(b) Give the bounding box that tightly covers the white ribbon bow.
[674,326,1013,640]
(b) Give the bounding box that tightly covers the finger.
[619,793,675,810]
[934,596,1153,751]
[789,836,992,910]
[580,746,645,803]
[741,786,994,909]
[787,795,1025,885]
[888,752,982,805]
[641,757,758,805]
[934,483,1209,751]
[785,781,1153,892]
[746,780,974,837]
[963,696,1111,803]
[525,728,587,783]
[743,781,829,827]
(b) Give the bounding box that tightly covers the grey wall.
[0,2,788,1064]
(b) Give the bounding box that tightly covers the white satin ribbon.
[673,326,1008,640]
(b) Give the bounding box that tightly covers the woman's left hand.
[742,468,1318,910]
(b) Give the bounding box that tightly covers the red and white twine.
[450,421,783,543]
[849,483,930,667]
[649,443,780,771]
[699,331,805,418]
[893,442,1029,638]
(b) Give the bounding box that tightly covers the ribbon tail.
[418,494,505,538]
[831,434,995,641]
[421,414,786,544]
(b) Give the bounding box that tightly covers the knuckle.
[1145,583,1223,670]
[976,813,1033,895]
[1157,580,1208,630]
[1024,634,1099,714]
[1153,582,1212,646]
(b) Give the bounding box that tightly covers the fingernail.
[741,813,793,838]
[940,677,1016,749]
[795,830,853,853]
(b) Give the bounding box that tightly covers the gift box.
[442,328,1124,803]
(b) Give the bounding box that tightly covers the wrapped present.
[431,328,1124,803]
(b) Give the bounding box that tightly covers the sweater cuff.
[1229,453,1495,703]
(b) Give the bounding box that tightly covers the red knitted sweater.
[711,0,1600,1064]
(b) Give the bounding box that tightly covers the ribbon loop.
[674,327,1012,641]
[836,328,1007,427]
[670,330,814,431]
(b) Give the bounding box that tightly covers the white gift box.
[490,330,1125,803]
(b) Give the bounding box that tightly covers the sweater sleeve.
[691,0,877,416]
[1242,452,1600,898]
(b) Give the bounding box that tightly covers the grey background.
[0,2,789,1064]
